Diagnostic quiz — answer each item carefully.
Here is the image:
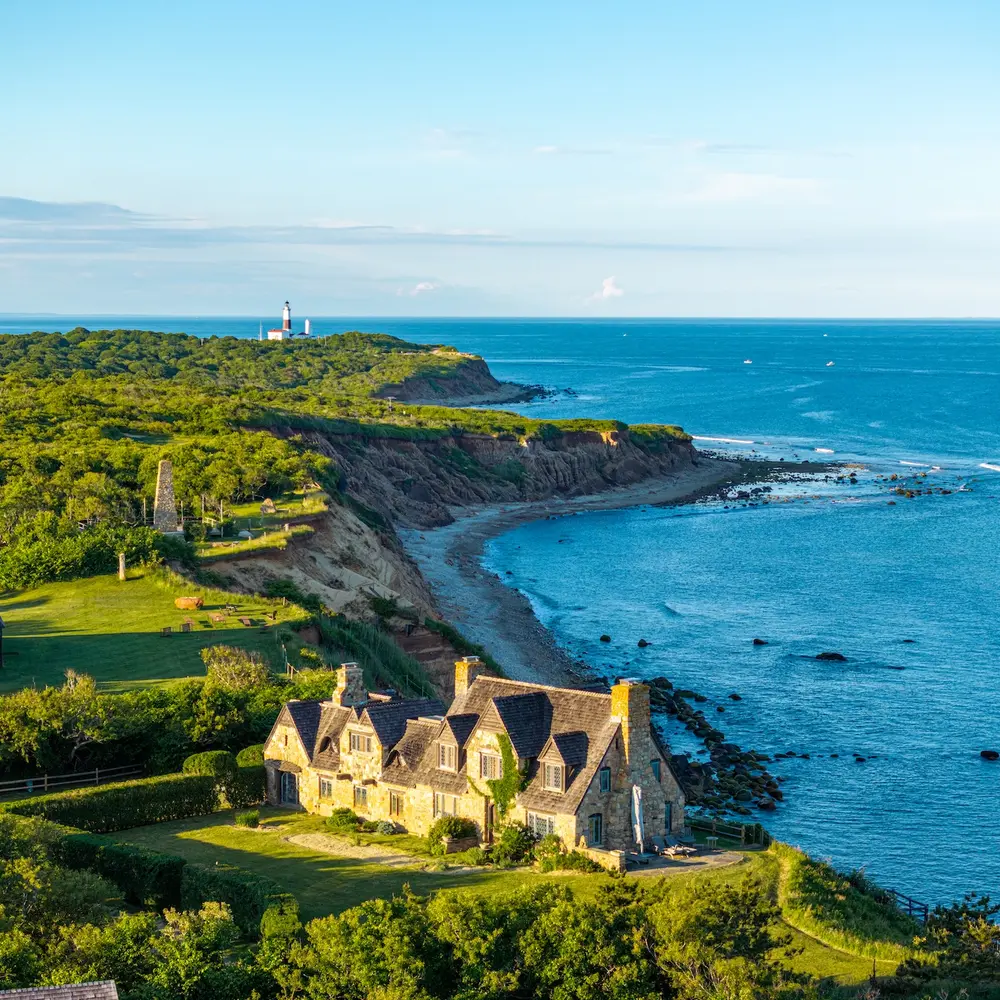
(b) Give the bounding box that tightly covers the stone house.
[263,658,685,852]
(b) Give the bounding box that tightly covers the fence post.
[94,767,99,785]
[43,774,48,792]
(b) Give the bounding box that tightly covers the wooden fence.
[0,764,144,800]
[884,888,930,923]
[689,816,771,847]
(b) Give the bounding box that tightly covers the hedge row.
[181,862,296,935]
[0,773,220,832]
[228,765,266,809]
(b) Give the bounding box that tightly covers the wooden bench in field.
[210,613,227,623]
[239,617,253,627]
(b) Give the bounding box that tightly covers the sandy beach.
[400,457,740,686]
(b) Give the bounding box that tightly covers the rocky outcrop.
[373,354,541,405]
[293,427,696,529]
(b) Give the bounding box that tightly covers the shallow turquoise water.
[5,315,999,903]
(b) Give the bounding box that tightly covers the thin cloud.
[533,145,613,156]
[588,276,625,301]
[397,281,439,297]
[684,172,820,203]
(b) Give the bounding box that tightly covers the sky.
[2,0,1000,317]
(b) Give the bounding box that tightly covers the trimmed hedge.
[55,831,186,908]
[181,861,297,935]
[236,744,265,767]
[182,750,238,779]
[0,773,220,833]
[229,765,266,809]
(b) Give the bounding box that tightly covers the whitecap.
[802,411,835,422]
[980,462,1000,473]
[899,460,929,467]
[692,435,755,445]
[815,448,835,454]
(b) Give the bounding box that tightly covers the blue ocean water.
[4,315,999,902]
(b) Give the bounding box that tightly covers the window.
[543,763,563,791]
[438,743,456,770]
[353,785,368,808]
[527,812,556,837]
[599,767,611,793]
[587,813,603,846]
[651,759,661,781]
[480,753,502,780]
[389,791,404,817]
[350,732,373,753]
[434,792,458,817]
[318,736,332,754]
[319,777,334,799]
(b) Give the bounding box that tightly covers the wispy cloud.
[684,172,821,203]
[398,280,439,297]
[588,275,624,301]
[533,145,612,156]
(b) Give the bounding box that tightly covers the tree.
[202,646,270,692]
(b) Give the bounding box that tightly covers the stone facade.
[263,658,685,853]
[152,459,181,534]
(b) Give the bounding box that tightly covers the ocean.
[4,315,999,903]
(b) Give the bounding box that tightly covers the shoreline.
[401,457,750,686]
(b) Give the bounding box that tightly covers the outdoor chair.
[239,617,252,627]
[210,613,226,623]
[160,627,172,637]
[181,622,192,633]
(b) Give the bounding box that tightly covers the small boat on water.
[826,361,835,367]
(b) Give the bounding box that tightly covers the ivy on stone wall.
[483,733,528,820]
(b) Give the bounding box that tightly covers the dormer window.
[480,753,502,780]
[438,743,456,770]
[318,736,332,754]
[349,731,373,753]
[543,763,563,792]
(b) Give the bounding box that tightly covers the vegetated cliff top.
[0,327,479,394]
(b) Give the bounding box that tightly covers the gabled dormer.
[537,731,589,793]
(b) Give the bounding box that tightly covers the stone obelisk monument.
[153,459,182,534]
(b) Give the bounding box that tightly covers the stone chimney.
[454,656,485,700]
[333,662,367,707]
[611,679,652,775]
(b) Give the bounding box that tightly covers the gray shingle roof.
[285,700,322,754]
[362,698,445,750]
[0,984,119,1000]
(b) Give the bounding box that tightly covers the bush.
[491,822,535,867]
[326,808,361,833]
[201,646,270,690]
[427,816,478,856]
[1,773,220,833]
[375,820,397,835]
[466,846,490,866]
[236,744,265,767]
[229,765,266,809]
[534,833,563,861]
[538,850,603,873]
[235,809,260,828]
[182,750,238,779]
[181,861,296,936]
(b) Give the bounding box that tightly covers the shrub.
[375,820,397,835]
[491,822,535,867]
[427,816,478,856]
[229,765,266,809]
[326,808,361,833]
[201,646,270,690]
[182,750,238,779]
[539,850,603,873]
[466,846,490,866]
[181,861,296,936]
[235,809,260,828]
[534,833,563,861]
[236,743,265,767]
[1,773,220,833]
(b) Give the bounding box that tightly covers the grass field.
[115,808,891,988]
[0,569,311,692]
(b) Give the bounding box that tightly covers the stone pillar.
[454,656,485,700]
[118,552,126,580]
[333,662,367,707]
[153,460,181,533]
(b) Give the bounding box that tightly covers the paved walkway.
[626,850,745,877]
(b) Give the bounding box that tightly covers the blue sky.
[3,0,999,316]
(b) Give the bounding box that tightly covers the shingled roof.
[0,984,119,1000]
[363,698,444,750]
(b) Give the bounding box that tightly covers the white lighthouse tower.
[267,302,293,341]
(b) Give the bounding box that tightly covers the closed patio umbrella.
[631,784,645,849]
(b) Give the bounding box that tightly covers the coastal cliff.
[373,352,542,405]
[296,425,697,529]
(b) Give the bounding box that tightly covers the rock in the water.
[637,639,650,648]
[734,788,753,803]
[728,693,742,701]
[981,750,1000,761]
[599,634,611,643]
[816,651,848,662]
[716,706,725,712]
[752,638,769,646]
[757,797,777,811]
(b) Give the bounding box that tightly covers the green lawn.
[0,570,311,692]
[114,808,887,987]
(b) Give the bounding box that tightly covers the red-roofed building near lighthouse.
[267,301,293,341]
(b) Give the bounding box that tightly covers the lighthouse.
[266,301,311,341]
